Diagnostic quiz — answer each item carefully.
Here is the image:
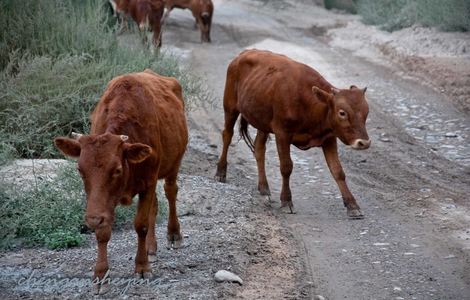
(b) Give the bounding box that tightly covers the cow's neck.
[291,93,335,149]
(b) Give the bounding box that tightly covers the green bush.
[0,163,85,249]
[355,0,415,31]
[325,0,470,32]
[324,0,357,13]
[416,0,470,31]
[0,163,168,250]
[0,0,113,70]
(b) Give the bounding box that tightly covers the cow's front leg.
[275,132,294,213]
[322,137,364,219]
[165,175,182,249]
[134,187,156,278]
[93,227,111,295]
[146,192,158,262]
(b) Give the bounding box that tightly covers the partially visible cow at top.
[110,0,164,47]
[108,0,129,33]
[54,69,188,294]
[215,49,371,219]
[163,0,213,43]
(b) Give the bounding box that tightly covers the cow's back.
[232,50,332,99]
[91,69,188,178]
[227,50,333,133]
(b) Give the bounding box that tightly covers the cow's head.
[54,133,152,230]
[313,85,371,150]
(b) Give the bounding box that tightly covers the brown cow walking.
[112,0,165,47]
[54,69,188,294]
[215,49,371,219]
[163,0,213,43]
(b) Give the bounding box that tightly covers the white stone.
[214,270,243,285]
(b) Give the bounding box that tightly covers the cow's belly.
[237,90,275,134]
[240,113,272,133]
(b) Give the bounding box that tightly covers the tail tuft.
[239,117,254,153]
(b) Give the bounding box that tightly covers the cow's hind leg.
[165,175,182,249]
[275,132,294,213]
[322,137,363,219]
[215,110,239,182]
[255,130,270,196]
[134,185,157,278]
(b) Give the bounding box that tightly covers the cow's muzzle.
[351,139,371,150]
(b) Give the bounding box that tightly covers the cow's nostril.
[352,139,371,150]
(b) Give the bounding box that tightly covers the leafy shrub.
[324,0,470,32]
[0,0,115,70]
[0,163,168,249]
[416,0,470,31]
[0,163,85,249]
[324,0,357,13]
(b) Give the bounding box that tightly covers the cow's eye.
[338,110,347,119]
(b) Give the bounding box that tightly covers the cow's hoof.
[214,174,226,183]
[148,253,157,262]
[280,201,296,214]
[93,282,110,295]
[167,233,183,249]
[347,208,364,219]
[258,186,271,196]
[134,271,152,279]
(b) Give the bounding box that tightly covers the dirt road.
[1,0,469,299]
[164,0,470,299]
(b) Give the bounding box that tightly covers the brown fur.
[163,0,213,43]
[54,69,188,289]
[114,0,164,47]
[215,49,371,218]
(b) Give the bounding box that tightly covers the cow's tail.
[239,117,255,153]
[201,12,211,26]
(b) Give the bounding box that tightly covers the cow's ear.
[124,143,152,164]
[363,87,367,94]
[312,86,334,104]
[54,137,81,158]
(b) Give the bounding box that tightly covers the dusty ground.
[1,0,470,299]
